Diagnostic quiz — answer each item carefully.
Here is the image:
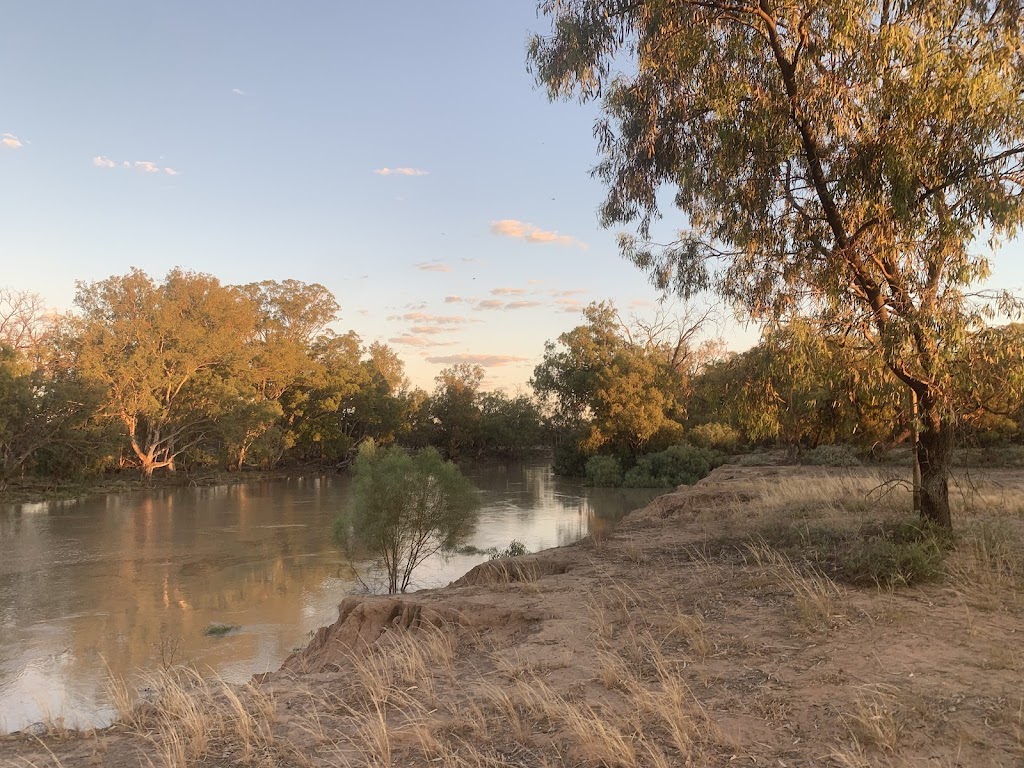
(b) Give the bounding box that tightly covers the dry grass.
[747,541,847,629]
[842,686,903,754]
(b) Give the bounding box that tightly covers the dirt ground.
[3,464,1023,768]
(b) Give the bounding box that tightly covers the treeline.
[4,271,1022,490]
[532,302,1024,483]
[0,271,544,488]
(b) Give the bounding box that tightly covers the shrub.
[622,444,721,488]
[802,444,862,467]
[489,539,530,560]
[333,441,479,594]
[688,422,742,452]
[585,455,624,487]
[553,439,589,477]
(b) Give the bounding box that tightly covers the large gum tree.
[529,0,1024,527]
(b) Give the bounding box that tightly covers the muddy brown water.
[0,459,657,733]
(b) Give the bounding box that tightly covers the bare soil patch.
[4,465,1023,767]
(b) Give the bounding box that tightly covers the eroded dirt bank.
[4,465,1023,767]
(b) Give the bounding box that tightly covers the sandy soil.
[3,464,1023,767]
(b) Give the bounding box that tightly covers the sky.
[2,2,1022,391]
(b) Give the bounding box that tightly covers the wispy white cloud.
[374,167,428,176]
[426,354,529,368]
[443,295,467,304]
[416,260,452,273]
[630,299,656,309]
[93,155,178,176]
[505,301,544,310]
[552,289,588,297]
[476,300,505,311]
[1,133,23,149]
[490,287,528,296]
[232,88,245,96]
[490,219,587,249]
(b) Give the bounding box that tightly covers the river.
[0,459,658,733]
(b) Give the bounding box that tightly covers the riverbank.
[3,464,1023,767]
[0,466,334,507]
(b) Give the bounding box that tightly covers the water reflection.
[0,460,657,732]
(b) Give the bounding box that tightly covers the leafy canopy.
[336,441,479,594]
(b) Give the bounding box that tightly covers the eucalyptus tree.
[530,0,1024,526]
[532,301,699,463]
[74,269,258,477]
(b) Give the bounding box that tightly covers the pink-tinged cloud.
[374,167,428,176]
[552,289,588,297]
[164,167,179,176]
[134,161,160,173]
[1,133,23,149]
[490,287,528,296]
[410,325,454,335]
[490,219,587,249]
[443,295,466,304]
[389,335,457,348]
[426,354,530,368]
[556,297,582,307]
[505,301,544,310]
[93,155,116,168]
[630,299,656,309]
[416,260,452,273]
[387,312,474,324]
[476,300,505,310]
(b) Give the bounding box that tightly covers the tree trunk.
[917,402,953,529]
[911,389,922,515]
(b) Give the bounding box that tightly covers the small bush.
[489,539,530,560]
[623,444,721,488]
[688,422,742,453]
[802,444,862,467]
[585,455,624,487]
[707,518,949,588]
[553,440,590,477]
[202,623,239,636]
[838,520,949,587]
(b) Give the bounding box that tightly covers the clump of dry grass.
[841,686,903,755]
[747,542,847,629]
[948,519,1024,610]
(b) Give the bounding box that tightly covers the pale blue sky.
[1,2,1021,390]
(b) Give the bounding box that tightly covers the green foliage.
[710,519,949,588]
[488,540,530,560]
[202,622,240,636]
[802,445,863,468]
[837,521,949,588]
[335,441,479,594]
[531,0,1024,526]
[552,436,590,477]
[687,423,741,453]
[584,455,623,487]
[532,301,697,464]
[622,444,720,488]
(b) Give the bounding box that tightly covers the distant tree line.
[3,272,1022,492]
[0,271,545,489]
[532,301,1024,483]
